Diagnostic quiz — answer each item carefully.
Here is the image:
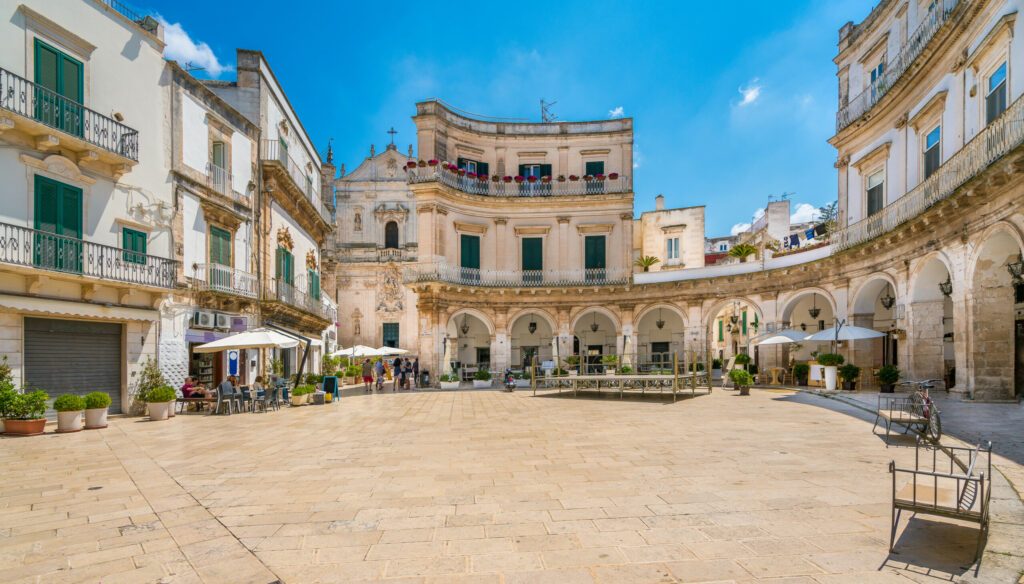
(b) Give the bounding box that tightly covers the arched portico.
[778,290,834,364]
[445,309,496,374]
[705,297,764,366]
[508,309,557,370]
[907,254,955,387]
[849,274,900,379]
[571,307,621,373]
[635,303,686,367]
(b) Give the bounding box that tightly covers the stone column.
[556,307,572,366]
[494,217,508,272]
[619,304,635,364]
[620,213,633,276]
[493,309,509,372]
[557,217,570,273]
[417,204,435,262]
[908,300,945,382]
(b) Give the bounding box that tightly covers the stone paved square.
[3,388,1020,583]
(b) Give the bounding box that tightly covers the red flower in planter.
[418,160,426,167]
[406,161,418,169]
[492,175,500,182]
[503,176,513,183]
[467,172,476,179]
[568,175,579,181]
[457,168,466,176]
[583,175,594,181]
[608,172,619,180]
[514,175,525,183]
[477,174,488,182]
[428,159,439,166]
[557,175,566,182]
[595,174,606,181]
[441,162,450,170]
[541,176,551,183]
[527,175,538,183]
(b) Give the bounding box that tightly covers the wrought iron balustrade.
[265,277,335,321]
[0,67,139,161]
[834,92,1024,251]
[0,221,177,288]
[836,0,959,132]
[191,263,257,298]
[100,0,160,33]
[406,263,631,287]
[259,140,331,224]
[408,167,632,197]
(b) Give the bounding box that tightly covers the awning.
[0,294,158,321]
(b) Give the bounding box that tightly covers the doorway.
[586,344,603,374]
[475,347,490,368]
[521,346,538,370]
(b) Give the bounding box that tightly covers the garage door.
[24,318,123,414]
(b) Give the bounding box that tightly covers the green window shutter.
[35,41,59,94]
[457,157,468,169]
[585,161,605,176]
[477,162,489,176]
[34,176,60,234]
[540,164,552,178]
[210,227,231,266]
[308,270,320,300]
[275,247,285,280]
[522,238,543,271]
[718,320,723,342]
[584,236,606,269]
[34,40,83,136]
[518,164,528,177]
[741,311,747,335]
[284,251,294,284]
[122,228,147,264]
[460,235,480,269]
[382,323,400,348]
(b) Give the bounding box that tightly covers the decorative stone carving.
[351,308,362,336]
[374,203,410,223]
[376,263,404,314]
[276,227,294,251]
[306,249,318,271]
[354,212,362,231]
[386,158,398,178]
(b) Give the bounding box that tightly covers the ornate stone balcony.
[0,221,177,289]
[190,263,258,299]
[259,139,331,225]
[834,92,1024,251]
[406,263,631,288]
[262,276,336,323]
[408,166,632,198]
[0,67,139,171]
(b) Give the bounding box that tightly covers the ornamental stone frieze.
[376,263,405,314]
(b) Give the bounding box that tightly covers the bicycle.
[898,379,943,442]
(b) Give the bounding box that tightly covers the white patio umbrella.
[331,345,381,357]
[756,329,808,346]
[193,328,298,353]
[441,337,454,375]
[621,336,633,369]
[804,324,886,342]
[377,347,409,356]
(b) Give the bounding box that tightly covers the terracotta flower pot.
[57,411,83,433]
[84,408,108,429]
[3,418,46,436]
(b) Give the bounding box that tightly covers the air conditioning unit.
[193,311,214,329]
[214,313,231,330]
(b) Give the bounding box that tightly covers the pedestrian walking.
[361,358,373,392]
[392,356,402,391]
[374,358,385,391]
[412,358,420,389]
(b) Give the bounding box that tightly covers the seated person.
[180,376,203,398]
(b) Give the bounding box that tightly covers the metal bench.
[889,439,992,563]
[873,394,929,445]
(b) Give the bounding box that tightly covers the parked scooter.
[503,368,516,392]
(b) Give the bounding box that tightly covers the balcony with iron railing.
[98,0,161,35]
[405,263,631,287]
[836,0,959,132]
[263,275,335,322]
[259,140,331,224]
[0,67,139,164]
[408,166,632,197]
[206,162,250,206]
[190,263,258,299]
[833,92,1024,251]
[0,221,177,288]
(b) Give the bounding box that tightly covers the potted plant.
[619,365,634,375]
[428,159,438,167]
[793,363,810,386]
[0,355,15,434]
[472,369,492,389]
[144,386,176,421]
[595,173,606,181]
[568,175,579,181]
[438,373,460,390]
[728,243,758,263]
[527,175,538,183]
[3,390,48,436]
[503,175,513,183]
[550,367,568,377]
[838,364,861,391]
[634,255,661,272]
[53,394,86,433]
[513,371,531,388]
[609,172,619,180]
[734,353,752,371]
[406,161,417,169]
[729,369,754,396]
[878,365,900,393]
[84,391,112,429]
[601,355,618,375]
[816,353,844,391]
[564,356,580,376]
[557,175,566,182]
[417,159,426,167]
[344,364,362,385]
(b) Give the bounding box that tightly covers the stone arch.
[850,272,899,315]
[635,303,688,328]
[908,252,956,303]
[446,308,495,337]
[569,305,622,333]
[635,303,688,363]
[702,296,764,330]
[507,308,558,370]
[507,307,558,333]
[779,287,838,324]
[906,253,956,386]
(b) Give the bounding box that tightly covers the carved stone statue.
[351,308,362,337]
[354,212,362,231]
[386,158,398,178]
[376,263,404,313]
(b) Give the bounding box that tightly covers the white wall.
[231,132,252,194]
[182,192,207,271]
[182,94,208,174]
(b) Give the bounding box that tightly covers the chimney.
[655,194,665,211]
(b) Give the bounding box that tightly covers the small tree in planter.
[838,364,861,391]
[53,394,86,433]
[133,357,167,416]
[728,243,758,263]
[439,373,460,390]
[816,353,844,391]
[143,386,176,421]
[729,369,754,396]
[878,365,900,393]
[793,363,810,386]
[601,355,618,375]
[634,255,661,272]
[473,369,492,389]
[344,364,362,385]
[563,356,580,376]
[3,390,49,435]
[734,353,752,373]
[84,391,112,429]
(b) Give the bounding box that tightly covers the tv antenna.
[183,61,206,74]
[540,99,558,123]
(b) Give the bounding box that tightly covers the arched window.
[384,221,399,249]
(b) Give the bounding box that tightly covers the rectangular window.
[986,62,1007,125]
[869,59,886,101]
[33,175,83,273]
[209,226,232,266]
[275,247,294,285]
[866,170,885,217]
[584,235,606,282]
[585,161,605,176]
[277,137,288,162]
[719,243,727,252]
[457,157,489,176]
[211,142,225,168]
[382,323,399,348]
[923,125,941,180]
[522,237,542,284]
[122,228,147,264]
[666,237,680,260]
[308,269,320,301]
[33,39,83,136]
[460,234,480,282]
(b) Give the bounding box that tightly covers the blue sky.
[148,0,876,236]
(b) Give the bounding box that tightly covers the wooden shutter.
[212,142,225,168]
[584,236,606,269]
[477,162,489,176]
[308,270,320,300]
[585,161,605,175]
[275,247,285,280]
[122,228,147,264]
[210,227,231,266]
[34,176,60,234]
[522,238,542,271]
[540,164,552,178]
[284,251,294,284]
[460,234,480,269]
[718,320,723,342]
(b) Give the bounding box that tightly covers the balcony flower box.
[557,175,566,182]
[569,175,579,181]
[503,176,513,183]
[514,176,525,183]
[595,174,606,181]
[541,176,551,183]
[609,172,619,180]
[428,159,438,166]
[467,172,477,179]
[583,175,594,181]
[406,161,418,169]
[492,175,501,182]
[527,175,537,183]
[457,168,466,176]
[418,160,426,167]
[477,174,488,182]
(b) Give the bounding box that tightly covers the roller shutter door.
[24,318,122,414]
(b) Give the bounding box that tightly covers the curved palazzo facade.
[330,1,1024,400]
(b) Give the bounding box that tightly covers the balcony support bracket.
[35,134,60,152]
[81,283,98,301]
[26,274,49,295]
[117,288,131,304]
[0,116,14,133]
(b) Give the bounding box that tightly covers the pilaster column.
[493,309,509,372]
[619,304,635,360]
[417,203,436,263]
[556,307,572,364]
[620,212,633,274]
[557,216,571,273]
[494,217,508,272]
[907,300,945,382]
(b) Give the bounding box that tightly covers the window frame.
[922,124,941,181]
[985,60,1008,126]
[121,227,147,264]
[865,168,886,217]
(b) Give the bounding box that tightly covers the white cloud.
[790,202,821,223]
[608,106,625,119]
[730,223,751,236]
[737,78,762,107]
[752,207,766,220]
[158,16,230,78]
[632,143,643,169]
